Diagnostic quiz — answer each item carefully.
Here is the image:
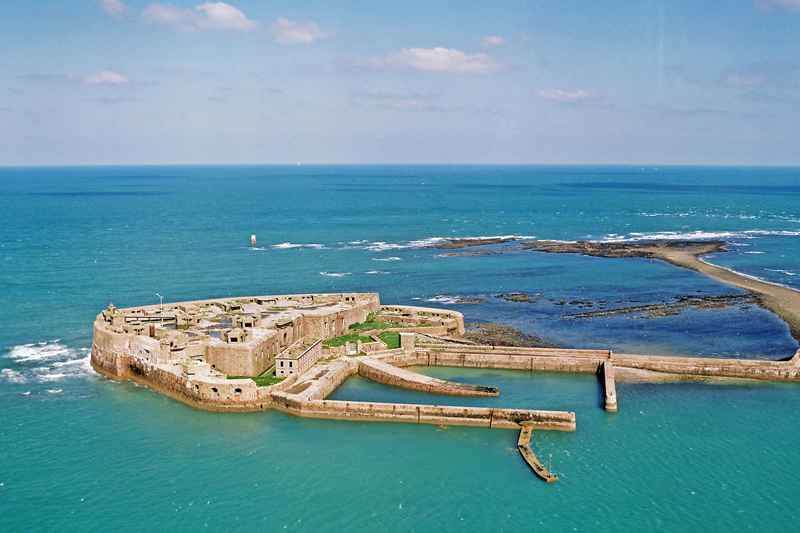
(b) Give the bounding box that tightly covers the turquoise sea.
[2,165,800,532]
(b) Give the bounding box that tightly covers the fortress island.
[92,291,800,481]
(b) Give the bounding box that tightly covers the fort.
[91,291,800,481]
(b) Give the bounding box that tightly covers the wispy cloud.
[725,74,764,86]
[754,0,800,12]
[21,71,132,85]
[99,0,129,20]
[83,96,140,104]
[66,71,131,85]
[721,61,798,87]
[267,18,332,44]
[480,36,506,49]
[141,2,259,33]
[353,90,442,110]
[519,34,536,43]
[343,47,510,74]
[534,89,608,105]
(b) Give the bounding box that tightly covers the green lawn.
[377,331,400,349]
[348,315,401,333]
[322,332,376,348]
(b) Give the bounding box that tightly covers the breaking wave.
[604,230,800,242]
[2,340,91,384]
[765,268,797,276]
[412,295,461,305]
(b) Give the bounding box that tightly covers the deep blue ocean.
[1,165,799,532]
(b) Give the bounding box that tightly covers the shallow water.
[1,165,799,531]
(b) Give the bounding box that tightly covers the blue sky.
[1,0,798,165]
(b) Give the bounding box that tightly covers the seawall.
[269,395,576,430]
[380,346,800,383]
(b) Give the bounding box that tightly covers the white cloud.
[480,36,506,49]
[267,18,332,44]
[66,71,131,85]
[141,3,197,29]
[534,89,602,103]
[99,0,129,20]
[725,74,764,86]
[196,2,259,31]
[141,2,258,33]
[348,47,510,74]
[519,34,536,43]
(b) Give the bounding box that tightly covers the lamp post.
[156,293,163,328]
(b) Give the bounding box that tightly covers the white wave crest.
[365,270,391,275]
[413,295,461,304]
[617,230,800,242]
[360,235,535,252]
[362,242,408,252]
[765,268,797,276]
[372,257,401,262]
[272,242,328,250]
[319,272,351,277]
[8,341,70,362]
[1,368,24,383]
[4,342,91,383]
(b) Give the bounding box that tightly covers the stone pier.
[602,360,617,412]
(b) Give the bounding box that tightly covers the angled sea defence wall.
[357,358,499,396]
[517,424,558,482]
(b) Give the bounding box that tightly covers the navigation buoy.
[251,235,256,245]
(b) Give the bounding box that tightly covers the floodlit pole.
[156,293,163,328]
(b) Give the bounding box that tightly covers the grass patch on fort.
[348,315,401,333]
[227,367,285,387]
[322,332,376,347]
[377,331,400,349]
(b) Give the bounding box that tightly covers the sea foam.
[4,341,91,383]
